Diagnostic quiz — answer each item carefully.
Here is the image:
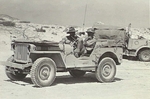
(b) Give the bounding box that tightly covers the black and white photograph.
[0,0,150,99]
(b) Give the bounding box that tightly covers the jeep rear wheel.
[95,57,116,83]
[5,56,27,81]
[69,70,86,77]
[30,58,56,87]
[138,49,150,62]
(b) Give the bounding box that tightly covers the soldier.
[60,27,78,45]
[74,28,96,57]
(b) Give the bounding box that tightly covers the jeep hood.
[12,39,59,46]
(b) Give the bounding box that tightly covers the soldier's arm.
[60,37,71,44]
[85,39,96,47]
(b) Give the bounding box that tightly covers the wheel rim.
[102,64,112,78]
[39,65,51,80]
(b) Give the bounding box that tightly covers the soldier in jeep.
[60,27,78,45]
[74,28,96,57]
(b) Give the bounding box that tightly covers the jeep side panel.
[65,41,123,68]
[91,42,123,65]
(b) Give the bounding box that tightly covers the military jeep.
[1,27,124,87]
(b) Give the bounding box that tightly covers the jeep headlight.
[29,44,36,51]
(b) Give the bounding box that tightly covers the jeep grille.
[14,43,29,63]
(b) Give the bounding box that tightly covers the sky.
[0,0,149,28]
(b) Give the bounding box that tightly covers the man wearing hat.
[84,28,96,52]
[60,27,78,45]
[74,28,96,57]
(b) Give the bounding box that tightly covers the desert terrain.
[0,16,150,99]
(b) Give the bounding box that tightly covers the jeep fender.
[98,51,122,65]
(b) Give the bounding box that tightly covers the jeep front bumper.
[0,61,32,70]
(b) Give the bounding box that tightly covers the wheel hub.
[102,65,111,77]
[142,53,150,60]
[39,66,50,80]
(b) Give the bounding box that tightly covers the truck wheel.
[95,57,116,83]
[5,56,27,81]
[69,70,86,77]
[30,58,56,87]
[138,49,150,62]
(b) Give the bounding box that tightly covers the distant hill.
[0,14,19,22]
[0,14,31,26]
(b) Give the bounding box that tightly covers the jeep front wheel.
[5,56,27,81]
[30,58,56,87]
[69,70,86,77]
[95,57,116,83]
[138,49,150,62]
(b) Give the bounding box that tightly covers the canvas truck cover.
[93,24,127,47]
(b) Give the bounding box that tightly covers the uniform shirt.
[83,36,96,51]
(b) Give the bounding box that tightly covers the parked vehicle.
[1,26,124,87]
[93,23,150,62]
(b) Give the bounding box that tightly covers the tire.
[95,57,116,83]
[5,56,27,81]
[69,70,86,77]
[30,57,56,87]
[138,49,150,62]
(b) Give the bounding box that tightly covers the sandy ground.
[0,47,150,99]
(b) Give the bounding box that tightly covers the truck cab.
[125,36,150,61]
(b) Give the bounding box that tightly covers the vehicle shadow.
[53,73,122,86]
[53,73,97,85]
[123,55,138,61]
[4,77,32,86]
[4,73,123,87]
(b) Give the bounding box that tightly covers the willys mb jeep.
[1,26,124,87]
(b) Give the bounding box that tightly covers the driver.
[60,27,79,52]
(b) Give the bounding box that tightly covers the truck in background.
[93,23,150,62]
